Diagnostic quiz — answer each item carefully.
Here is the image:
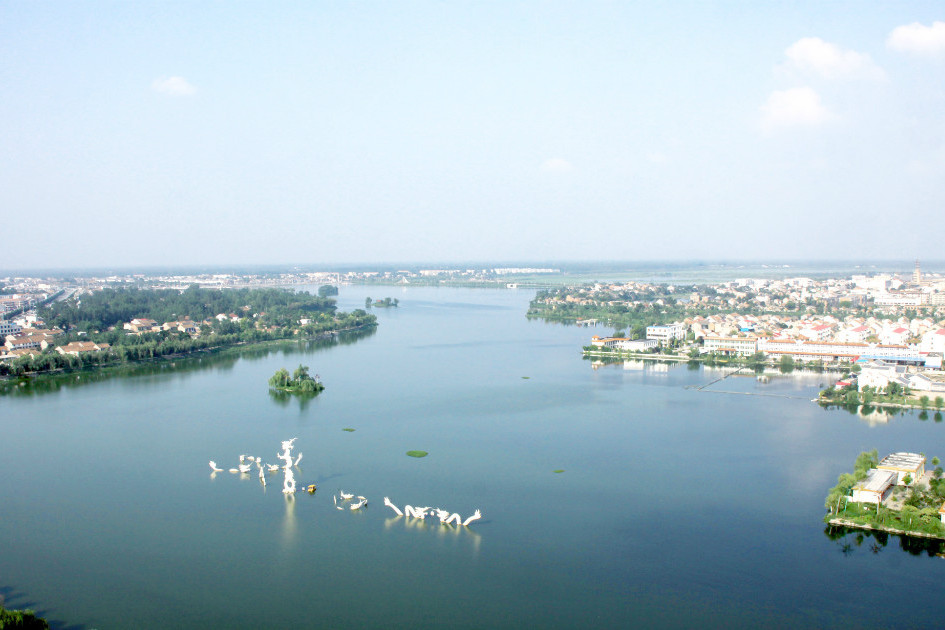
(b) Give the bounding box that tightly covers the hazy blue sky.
[2,2,944,269]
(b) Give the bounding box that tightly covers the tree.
[292,364,310,383]
[318,285,339,297]
[365,297,373,308]
[920,395,930,409]
[269,368,290,388]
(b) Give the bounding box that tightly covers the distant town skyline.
[2,3,944,268]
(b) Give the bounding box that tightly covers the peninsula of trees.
[0,285,376,379]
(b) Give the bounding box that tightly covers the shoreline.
[0,324,375,391]
[827,517,945,541]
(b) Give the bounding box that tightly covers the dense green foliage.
[825,449,945,538]
[269,364,324,394]
[373,297,399,307]
[825,450,878,514]
[0,605,49,629]
[528,285,721,332]
[820,383,917,410]
[40,285,335,331]
[317,284,339,297]
[2,287,376,381]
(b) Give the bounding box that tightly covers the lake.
[2,286,944,628]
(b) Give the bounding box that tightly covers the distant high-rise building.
[913,259,921,285]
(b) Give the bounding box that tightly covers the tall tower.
[913,259,921,285]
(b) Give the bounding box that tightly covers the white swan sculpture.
[383,497,403,516]
[293,453,303,467]
[209,461,223,472]
[462,509,482,527]
[350,497,368,510]
[385,499,481,526]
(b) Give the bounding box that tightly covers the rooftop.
[878,452,926,471]
[854,469,897,493]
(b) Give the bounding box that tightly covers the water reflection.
[383,516,482,555]
[268,389,319,410]
[282,493,297,551]
[817,402,939,426]
[824,524,945,557]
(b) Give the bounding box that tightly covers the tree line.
[40,285,337,332]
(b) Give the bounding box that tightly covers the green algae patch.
[406,450,428,458]
[342,428,355,432]
[521,376,530,379]
[553,469,565,473]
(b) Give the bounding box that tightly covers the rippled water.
[2,286,944,628]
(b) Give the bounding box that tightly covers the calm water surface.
[2,286,944,628]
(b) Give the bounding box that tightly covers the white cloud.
[540,158,572,173]
[760,87,835,133]
[151,76,197,96]
[784,37,885,80]
[646,152,668,164]
[887,21,945,57]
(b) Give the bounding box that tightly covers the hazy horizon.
[3,258,943,279]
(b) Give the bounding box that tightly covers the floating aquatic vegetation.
[342,428,355,432]
[521,376,530,379]
[553,469,565,473]
[406,450,428,458]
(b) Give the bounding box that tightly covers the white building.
[0,320,22,339]
[759,339,921,364]
[837,325,869,343]
[851,469,897,505]
[877,452,925,485]
[589,336,656,352]
[646,324,685,346]
[920,329,945,354]
[857,360,906,392]
[703,336,758,356]
[617,338,657,352]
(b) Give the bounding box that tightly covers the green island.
[0,604,49,629]
[365,296,399,308]
[269,364,324,395]
[406,450,428,458]
[825,450,945,539]
[0,285,375,385]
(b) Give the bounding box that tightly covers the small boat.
[306,484,317,493]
